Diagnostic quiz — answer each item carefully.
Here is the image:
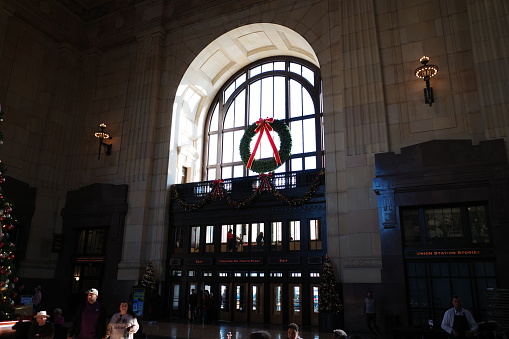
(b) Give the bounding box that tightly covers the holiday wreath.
[239,118,292,173]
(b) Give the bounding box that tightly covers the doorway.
[249,283,264,323]
[219,283,232,321]
[288,283,302,325]
[311,284,319,326]
[233,283,248,322]
[169,282,182,318]
[270,283,283,324]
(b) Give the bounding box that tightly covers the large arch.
[168,23,320,185]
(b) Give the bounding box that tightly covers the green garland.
[171,170,324,211]
[239,119,292,173]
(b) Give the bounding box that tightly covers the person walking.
[67,288,108,339]
[105,301,139,339]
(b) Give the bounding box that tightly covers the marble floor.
[0,318,373,339]
[139,319,369,339]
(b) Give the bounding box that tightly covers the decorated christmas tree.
[319,254,343,315]
[0,103,18,320]
[140,260,156,291]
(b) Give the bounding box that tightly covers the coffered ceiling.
[55,0,143,21]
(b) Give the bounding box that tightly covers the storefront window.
[190,226,200,253]
[402,204,491,246]
[205,225,214,252]
[289,220,300,250]
[309,219,322,250]
[173,227,184,253]
[271,222,283,251]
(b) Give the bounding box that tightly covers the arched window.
[205,57,323,180]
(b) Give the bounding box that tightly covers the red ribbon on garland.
[211,179,225,200]
[246,118,282,170]
[258,173,273,192]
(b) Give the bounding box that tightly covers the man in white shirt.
[441,296,477,338]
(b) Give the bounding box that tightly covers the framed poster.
[132,287,145,317]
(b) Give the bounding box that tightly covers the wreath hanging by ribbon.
[239,118,292,173]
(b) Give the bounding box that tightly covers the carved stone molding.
[344,258,382,269]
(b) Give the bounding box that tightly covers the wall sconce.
[94,123,112,159]
[414,56,438,106]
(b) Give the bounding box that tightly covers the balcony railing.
[171,169,325,203]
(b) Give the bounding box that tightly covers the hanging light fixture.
[94,123,112,159]
[414,56,438,106]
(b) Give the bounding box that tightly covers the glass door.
[311,284,320,326]
[249,283,264,323]
[233,283,248,322]
[270,283,283,324]
[288,283,302,325]
[169,282,181,318]
[219,283,232,321]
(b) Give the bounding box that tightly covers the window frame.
[204,56,323,180]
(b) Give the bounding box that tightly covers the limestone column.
[340,0,388,156]
[467,0,509,138]
[0,2,14,57]
[118,26,167,283]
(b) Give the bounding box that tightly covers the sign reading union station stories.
[405,248,495,259]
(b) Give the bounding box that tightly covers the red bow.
[257,173,273,192]
[211,179,225,200]
[246,118,282,170]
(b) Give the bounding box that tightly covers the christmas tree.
[0,102,18,320]
[319,254,343,315]
[141,260,156,291]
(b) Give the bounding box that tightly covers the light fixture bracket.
[414,56,438,106]
[95,123,112,159]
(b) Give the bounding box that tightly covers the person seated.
[29,311,54,339]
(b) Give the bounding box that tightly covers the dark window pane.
[271,221,282,252]
[468,205,490,244]
[402,208,421,246]
[190,226,200,253]
[174,227,184,253]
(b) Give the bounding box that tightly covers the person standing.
[105,301,139,339]
[13,283,25,305]
[52,308,66,339]
[441,296,477,338]
[67,288,108,339]
[32,285,43,314]
[227,229,235,252]
[188,289,198,323]
[256,232,264,250]
[363,291,377,337]
[29,311,55,339]
[148,291,161,324]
